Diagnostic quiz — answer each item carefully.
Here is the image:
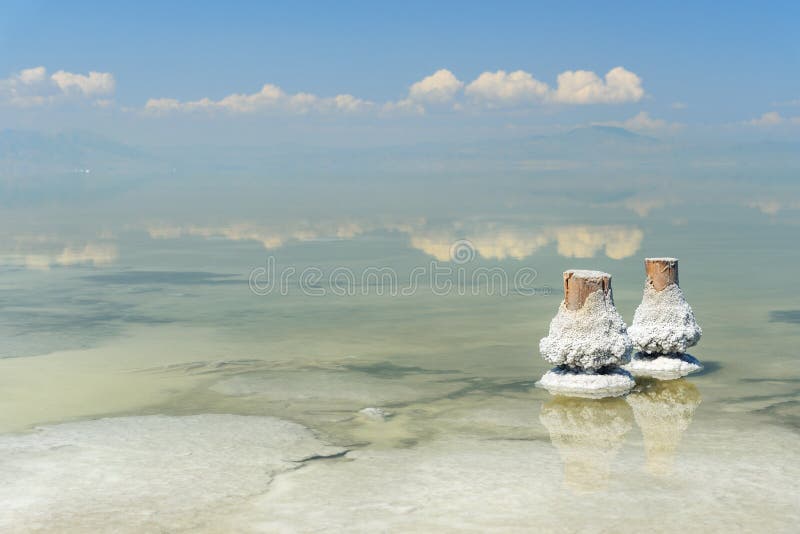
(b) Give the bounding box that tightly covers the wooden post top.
[563,269,612,310]
[644,257,679,291]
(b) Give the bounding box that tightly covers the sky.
[1,1,799,146]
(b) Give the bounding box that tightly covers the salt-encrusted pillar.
[537,270,635,398]
[626,258,703,379]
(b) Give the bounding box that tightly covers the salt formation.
[0,415,346,532]
[627,258,703,378]
[626,379,701,476]
[537,270,634,398]
[539,396,633,493]
[625,352,703,381]
[217,414,800,533]
[359,407,391,421]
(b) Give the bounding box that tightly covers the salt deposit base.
[537,257,703,398]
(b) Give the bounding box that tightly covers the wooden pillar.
[563,270,612,311]
[644,258,679,291]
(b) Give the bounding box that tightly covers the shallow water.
[1,171,799,532]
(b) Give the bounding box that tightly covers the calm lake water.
[1,170,799,532]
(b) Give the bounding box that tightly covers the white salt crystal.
[625,353,703,380]
[628,282,701,355]
[539,290,633,371]
[536,367,635,399]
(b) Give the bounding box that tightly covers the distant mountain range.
[565,125,659,143]
[2,125,798,199]
[0,130,171,203]
[0,129,159,174]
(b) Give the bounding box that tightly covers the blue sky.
[1,1,799,145]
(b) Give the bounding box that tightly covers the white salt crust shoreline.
[0,415,346,533]
[1,409,799,532]
[224,420,800,533]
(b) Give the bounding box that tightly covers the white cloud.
[622,111,668,130]
[381,98,425,115]
[749,111,783,126]
[216,83,285,112]
[465,70,549,105]
[552,67,644,104]
[2,64,646,116]
[287,92,318,113]
[597,111,682,133]
[18,66,47,84]
[671,101,687,110]
[92,98,115,109]
[381,69,463,115]
[464,66,644,107]
[143,98,182,114]
[144,83,374,115]
[51,70,116,97]
[746,111,800,126]
[408,69,464,103]
[143,65,644,117]
[0,66,115,107]
[745,199,800,215]
[325,94,373,113]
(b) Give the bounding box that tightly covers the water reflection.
[626,378,701,476]
[539,396,633,493]
[145,218,420,250]
[540,379,702,490]
[0,235,117,270]
[147,218,644,261]
[0,211,646,272]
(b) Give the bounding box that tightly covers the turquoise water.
[0,172,799,531]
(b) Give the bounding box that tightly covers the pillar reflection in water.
[626,378,701,476]
[539,396,633,493]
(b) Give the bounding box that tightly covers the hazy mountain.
[0,129,160,174]
[0,130,169,204]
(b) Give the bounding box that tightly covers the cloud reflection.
[410,223,643,260]
[1,237,118,270]
[145,218,643,261]
[147,221,375,250]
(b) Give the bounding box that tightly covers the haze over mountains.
[2,126,799,204]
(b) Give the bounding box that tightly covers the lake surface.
[1,168,799,532]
